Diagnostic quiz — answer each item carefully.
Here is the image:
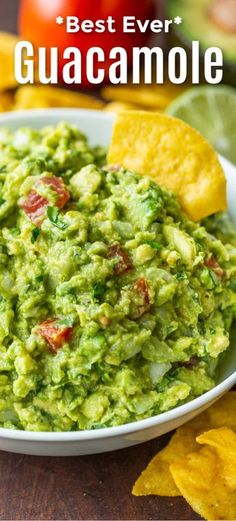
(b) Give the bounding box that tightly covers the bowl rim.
[0,373,235,441]
[0,108,235,442]
[0,107,114,123]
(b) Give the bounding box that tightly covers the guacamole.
[0,122,236,432]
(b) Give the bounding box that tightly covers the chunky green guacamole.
[0,122,236,432]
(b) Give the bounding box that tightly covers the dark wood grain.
[0,437,201,521]
[0,1,202,519]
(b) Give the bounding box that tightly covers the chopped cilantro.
[47,206,68,230]
[31,226,40,244]
[35,275,44,283]
[176,271,187,281]
[142,240,162,250]
[93,282,107,300]
[198,318,206,335]
[209,270,220,286]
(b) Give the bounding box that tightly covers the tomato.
[21,175,69,224]
[19,0,155,87]
[108,243,133,275]
[38,319,73,351]
[205,255,224,278]
[21,190,48,224]
[42,176,70,208]
[130,277,150,319]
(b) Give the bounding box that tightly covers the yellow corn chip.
[170,444,236,521]
[102,86,170,110]
[132,392,236,497]
[102,84,185,110]
[108,111,227,221]
[206,394,236,431]
[170,428,236,520]
[197,427,236,489]
[0,32,19,90]
[132,427,197,497]
[14,85,104,111]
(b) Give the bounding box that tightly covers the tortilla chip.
[132,392,236,497]
[197,427,236,489]
[132,427,197,497]
[14,85,104,110]
[170,444,236,521]
[0,32,19,90]
[102,84,185,110]
[108,111,227,221]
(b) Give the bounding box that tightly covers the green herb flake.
[93,282,107,300]
[31,226,40,244]
[209,270,220,286]
[47,206,68,230]
[35,275,44,283]
[142,240,162,250]
[176,271,187,281]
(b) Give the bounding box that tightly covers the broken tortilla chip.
[102,84,185,110]
[14,85,104,111]
[170,428,236,520]
[197,427,236,489]
[132,392,236,497]
[132,428,195,497]
[108,111,227,221]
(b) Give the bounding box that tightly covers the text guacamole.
[0,122,235,431]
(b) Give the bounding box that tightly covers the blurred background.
[0,0,235,163]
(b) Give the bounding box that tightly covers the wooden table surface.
[0,2,202,519]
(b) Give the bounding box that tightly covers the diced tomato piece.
[21,176,70,224]
[205,255,224,278]
[21,190,48,224]
[38,319,72,351]
[42,176,70,209]
[108,243,133,275]
[130,277,150,319]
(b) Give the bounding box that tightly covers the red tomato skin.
[42,176,70,208]
[19,0,156,87]
[20,175,69,224]
[205,256,224,278]
[38,319,72,351]
[131,277,150,319]
[108,243,133,275]
[21,190,48,224]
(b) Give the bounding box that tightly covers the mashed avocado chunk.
[0,122,235,432]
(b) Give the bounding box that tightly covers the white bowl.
[0,108,235,456]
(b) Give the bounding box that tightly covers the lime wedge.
[166,86,236,165]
